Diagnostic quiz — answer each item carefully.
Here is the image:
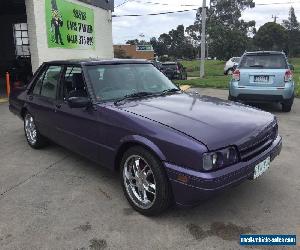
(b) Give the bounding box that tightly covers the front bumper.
[164,135,282,207]
[229,81,294,101]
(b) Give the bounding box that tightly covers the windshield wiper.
[160,88,180,95]
[114,92,154,105]
[250,65,264,68]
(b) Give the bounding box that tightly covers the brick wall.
[114,45,155,60]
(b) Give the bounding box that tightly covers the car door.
[26,64,63,141]
[54,65,103,163]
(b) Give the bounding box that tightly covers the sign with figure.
[45,0,95,49]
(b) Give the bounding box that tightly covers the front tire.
[24,112,48,149]
[120,146,172,216]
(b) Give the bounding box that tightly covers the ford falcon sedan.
[9,59,282,216]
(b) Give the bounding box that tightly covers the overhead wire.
[113,1,300,17]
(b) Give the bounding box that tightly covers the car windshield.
[86,64,178,102]
[239,54,287,69]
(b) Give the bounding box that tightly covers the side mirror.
[289,64,295,71]
[232,65,238,71]
[67,96,90,108]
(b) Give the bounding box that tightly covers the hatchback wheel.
[24,113,48,149]
[120,146,172,216]
[282,96,294,112]
[228,95,237,102]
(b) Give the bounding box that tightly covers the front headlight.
[202,146,239,171]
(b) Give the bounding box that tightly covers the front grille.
[239,122,278,162]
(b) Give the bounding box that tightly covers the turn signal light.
[232,69,240,81]
[284,70,293,82]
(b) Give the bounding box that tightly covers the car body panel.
[166,135,282,206]
[116,93,274,151]
[230,51,295,102]
[161,62,187,80]
[9,59,282,207]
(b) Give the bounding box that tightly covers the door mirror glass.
[67,96,90,108]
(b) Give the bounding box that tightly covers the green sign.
[136,45,154,51]
[46,0,95,49]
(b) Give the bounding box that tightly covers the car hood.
[115,93,275,150]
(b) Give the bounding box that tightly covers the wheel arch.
[114,135,166,171]
[20,107,28,119]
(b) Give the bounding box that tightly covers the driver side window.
[61,66,88,100]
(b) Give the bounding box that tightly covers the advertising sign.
[136,45,154,51]
[46,0,95,49]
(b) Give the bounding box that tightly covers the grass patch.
[177,58,300,97]
[290,58,300,97]
[182,60,225,77]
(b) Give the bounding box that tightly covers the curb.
[0,98,8,103]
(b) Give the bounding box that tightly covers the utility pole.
[272,15,278,23]
[200,0,206,78]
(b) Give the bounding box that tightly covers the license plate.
[254,76,269,83]
[253,156,271,179]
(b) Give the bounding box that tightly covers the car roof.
[44,58,151,66]
[244,51,285,56]
[162,62,177,65]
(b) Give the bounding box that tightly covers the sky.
[112,0,300,44]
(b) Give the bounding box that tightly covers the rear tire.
[24,112,48,149]
[228,95,237,102]
[120,146,172,216]
[282,96,294,112]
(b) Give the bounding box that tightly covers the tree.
[187,0,256,60]
[151,25,196,59]
[126,39,151,45]
[282,7,300,57]
[283,7,300,31]
[254,22,288,51]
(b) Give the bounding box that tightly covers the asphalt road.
[0,89,299,250]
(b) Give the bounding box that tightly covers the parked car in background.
[10,59,282,216]
[150,60,162,71]
[229,51,295,112]
[224,57,241,75]
[161,62,187,80]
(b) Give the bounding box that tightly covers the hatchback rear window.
[239,54,287,69]
[162,64,177,69]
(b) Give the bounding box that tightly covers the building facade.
[114,45,155,60]
[0,0,114,95]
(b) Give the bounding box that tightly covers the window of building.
[13,23,31,58]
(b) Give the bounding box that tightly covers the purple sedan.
[9,59,282,216]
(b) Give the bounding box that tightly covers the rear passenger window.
[40,66,63,99]
[32,70,46,95]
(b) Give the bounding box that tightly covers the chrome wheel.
[25,114,37,145]
[123,155,157,209]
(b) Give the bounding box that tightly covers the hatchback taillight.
[232,69,240,81]
[284,70,293,82]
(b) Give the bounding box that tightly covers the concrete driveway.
[0,89,299,250]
